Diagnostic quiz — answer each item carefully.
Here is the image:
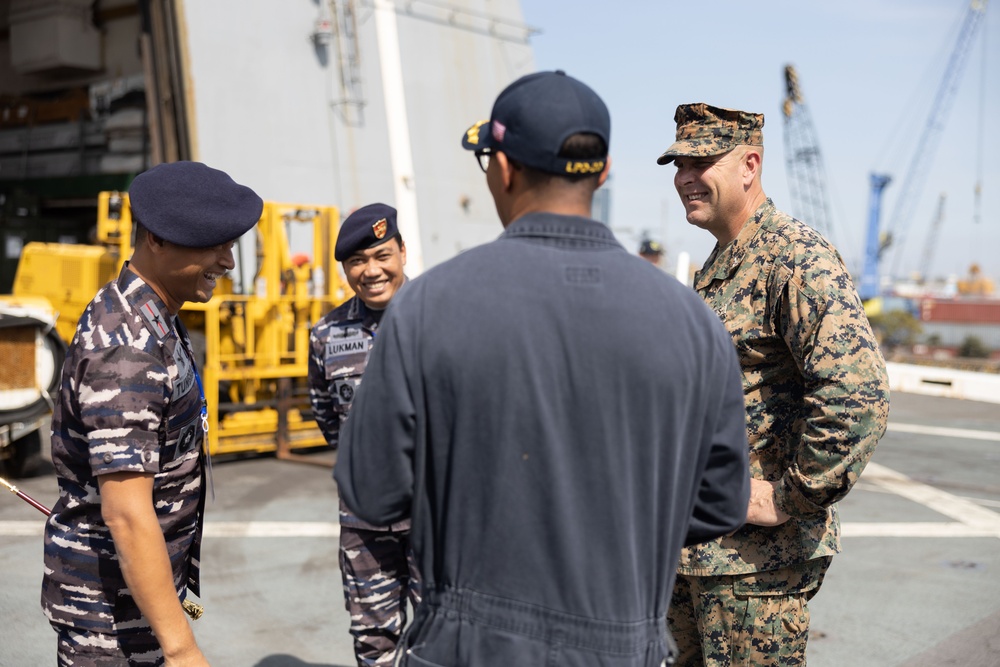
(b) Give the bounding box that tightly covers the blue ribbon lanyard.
[188,347,215,501]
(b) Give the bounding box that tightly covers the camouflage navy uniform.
[669,198,890,666]
[41,264,205,666]
[308,294,420,667]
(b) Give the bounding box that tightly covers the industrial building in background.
[0,0,538,282]
[0,0,537,474]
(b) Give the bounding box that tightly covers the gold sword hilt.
[182,598,205,620]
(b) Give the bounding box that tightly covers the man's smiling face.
[673,148,751,237]
[342,237,407,310]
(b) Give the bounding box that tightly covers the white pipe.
[373,0,424,274]
[675,251,691,286]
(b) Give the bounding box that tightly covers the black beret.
[129,161,263,248]
[335,203,399,261]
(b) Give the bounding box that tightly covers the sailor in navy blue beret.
[129,161,263,248]
[334,203,400,262]
[41,161,266,664]
[309,202,413,665]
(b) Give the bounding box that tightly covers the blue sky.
[520,0,999,284]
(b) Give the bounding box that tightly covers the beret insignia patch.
[373,218,388,239]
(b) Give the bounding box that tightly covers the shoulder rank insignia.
[140,300,172,339]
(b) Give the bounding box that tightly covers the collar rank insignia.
[372,218,388,239]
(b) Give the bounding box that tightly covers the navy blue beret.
[128,161,263,248]
[335,203,399,261]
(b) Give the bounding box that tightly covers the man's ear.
[495,151,516,191]
[742,149,761,186]
[140,230,169,259]
[597,156,612,188]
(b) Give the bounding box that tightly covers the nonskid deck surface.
[2,391,998,666]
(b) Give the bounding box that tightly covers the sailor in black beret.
[126,161,263,313]
[333,203,406,309]
[41,161,265,664]
[129,161,263,248]
[308,203,412,665]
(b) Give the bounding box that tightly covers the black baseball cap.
[461,70,610,176]
[640,239,664,255]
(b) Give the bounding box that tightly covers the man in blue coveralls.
[335,71,751,666]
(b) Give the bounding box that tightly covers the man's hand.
[745,478,791,526]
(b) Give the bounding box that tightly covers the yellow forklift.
[1,191,349,471]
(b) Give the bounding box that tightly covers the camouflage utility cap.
[656,103,763,165]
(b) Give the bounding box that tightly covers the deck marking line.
[0,521,43,536]
[0,521,341,538]
[4,458,999,540]
[1,516,997,539]
[205,521,340,538]
[842,522,998,538]
[862,462,1000,537]
[888,422,1000,443]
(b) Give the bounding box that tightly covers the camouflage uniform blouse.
[679,199,889,576]
[41,264,205,633]
[308,295,409,531]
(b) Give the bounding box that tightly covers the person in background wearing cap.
[40,161,262,666]
[639,238,666,266]
[307,203,420,667]
[657,104,889,666]
[333,71,751,666]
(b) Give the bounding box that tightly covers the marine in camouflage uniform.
[307,203,420,667]
[657,104,890,667]
[41,161,262,666]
